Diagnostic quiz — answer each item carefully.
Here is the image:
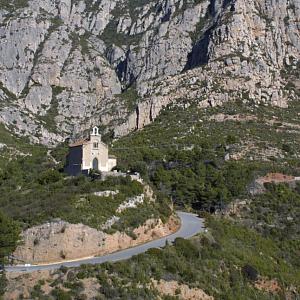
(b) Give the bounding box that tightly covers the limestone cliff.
[0,0,299,144]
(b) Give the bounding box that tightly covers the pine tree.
[0,210,20,266]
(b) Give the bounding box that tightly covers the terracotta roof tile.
[69,139,88,147]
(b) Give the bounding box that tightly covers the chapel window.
[93,142,99,149]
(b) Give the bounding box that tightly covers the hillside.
[0,0,300,299]
[1,98,300,299]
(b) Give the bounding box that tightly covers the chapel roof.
[69,139,88,147]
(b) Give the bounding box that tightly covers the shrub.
[0,211,20,265]
[174,238,199,259]
[282,143,293,154]
[38,169,62,185]
[0,272,7,296]
[51,288,72,300]
[241,264,258,281]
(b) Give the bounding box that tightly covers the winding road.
[6,212,204,273]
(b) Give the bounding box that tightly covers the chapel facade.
[64,127,117,176]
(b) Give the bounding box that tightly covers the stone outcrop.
[152,279,214,300]
[5,270,101,300]
[0,0,299,144]
[249,172,300,195]
[13,215,179,264]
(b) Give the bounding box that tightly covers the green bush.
[0,211,20,265]
[0,273,7,296]
[174,238,199,259]
[241,264,258,281]
[38,169,62,185]
[51,288,72,300]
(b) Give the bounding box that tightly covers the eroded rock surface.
[0,0,299,144]
[152,279,214,300]
[13,216,179,264]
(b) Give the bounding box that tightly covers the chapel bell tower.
[90,126,101,149]
[91,126,100,137]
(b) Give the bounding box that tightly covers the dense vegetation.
[0,211,20,296]
[26,192,300,299]
[1,167,143,228]
[0,211,20,265]
[0,125,171,230]
[1,101,300,298]
[112,101,300,212]
[245,183,300,240]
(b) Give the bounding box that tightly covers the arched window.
[92,158,99,170]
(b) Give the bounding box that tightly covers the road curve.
[6,212,204,273]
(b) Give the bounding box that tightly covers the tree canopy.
[0,210,20,265]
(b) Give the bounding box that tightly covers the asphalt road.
[6,211,204,273]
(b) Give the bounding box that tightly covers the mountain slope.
[0,0,299,144]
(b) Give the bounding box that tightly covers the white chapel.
[65,126,117,176]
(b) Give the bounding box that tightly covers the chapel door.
[92,158,99,170]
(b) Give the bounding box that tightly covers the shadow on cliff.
[184,0,236,71]
[184,25,215,71]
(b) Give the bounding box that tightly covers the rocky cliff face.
[13,216,179,264]
[0,0,299,144]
